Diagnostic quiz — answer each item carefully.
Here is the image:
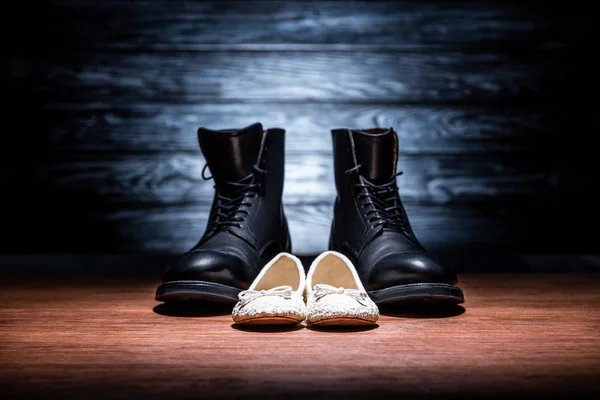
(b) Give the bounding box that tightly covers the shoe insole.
[254,257,301,292]
[311,254,358,290]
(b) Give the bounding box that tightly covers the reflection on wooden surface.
[1,274,599,399]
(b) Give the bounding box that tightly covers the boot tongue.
[351,128,397,184]
[198,122,264,185]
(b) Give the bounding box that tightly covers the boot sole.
[368,283,464,305]
[155,281,241,304]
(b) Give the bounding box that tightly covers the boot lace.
[345,164,412,237]
[202,163,266,232]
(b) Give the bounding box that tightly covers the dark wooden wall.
[1,1,596,257]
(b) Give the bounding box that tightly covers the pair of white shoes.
[232,251,379,326]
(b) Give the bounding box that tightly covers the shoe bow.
[237,285,293,308]
[313,284,369,306]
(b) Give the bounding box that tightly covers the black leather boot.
[329,128,464,305]
[155,123,291,303]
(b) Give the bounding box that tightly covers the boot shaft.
[331,127,399,199]
[198,122,264,185]
[198,122,285,199]
[347,128,398,184]
[330,127,420,253]
[197,123,289,252]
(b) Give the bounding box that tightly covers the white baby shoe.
[232,253,306,325]
[306,251,379,326]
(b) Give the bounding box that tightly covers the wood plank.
[44,104,566,154]
[10,50,571,103]
[104,203,544,255]
[42,153,557,206]
[14,1,582,50]
[1,275,599,399]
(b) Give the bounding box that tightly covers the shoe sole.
[155,281,241,304]
[309,317,377,326]
[234,316,304,325]
[368,283,464,305]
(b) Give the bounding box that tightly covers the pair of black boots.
[155,123,464,305]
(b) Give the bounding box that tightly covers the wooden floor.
[1,274,599,399]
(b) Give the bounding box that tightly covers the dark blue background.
[1,1,596,271]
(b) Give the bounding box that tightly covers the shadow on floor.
[379,304,465,318]
[153,302,232,317]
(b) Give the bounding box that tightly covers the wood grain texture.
[40,152,558,206]
[15,0,582,50]
[101,203,548,254]
[9,50,570,104]
[1,274,599,399]
[2,0,594,257]
[44,104,566,154]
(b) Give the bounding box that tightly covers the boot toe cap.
[163,250,249,288]
[366,252,457,290]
